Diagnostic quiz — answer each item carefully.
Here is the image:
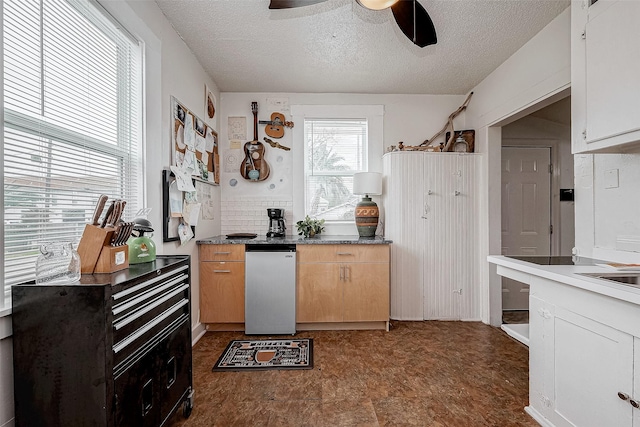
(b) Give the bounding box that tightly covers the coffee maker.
[267,208,286,237]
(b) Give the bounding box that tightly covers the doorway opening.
[499,96,575,344]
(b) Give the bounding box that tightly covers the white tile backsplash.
[221,198,293,235]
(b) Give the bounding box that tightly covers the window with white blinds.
[304,118,368,222]
[2,0,143,305]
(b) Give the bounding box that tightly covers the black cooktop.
[507,256,603,266]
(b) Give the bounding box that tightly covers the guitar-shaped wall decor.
[241,102,271,181]
[259,112,294,139]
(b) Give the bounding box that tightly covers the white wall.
[465,7,571,326]
[0,1,222,424]
[590,152,640,259]
[108,0,221,339]
[219,92,466,235]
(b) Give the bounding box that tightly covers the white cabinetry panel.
[527,276,639,427]
[383,151,479,320]
[552,307,633,427]
[572,0,640,153]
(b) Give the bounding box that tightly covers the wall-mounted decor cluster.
[172,96,219,185]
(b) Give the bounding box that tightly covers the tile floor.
[168,321,537,427]
[502,310,529,324]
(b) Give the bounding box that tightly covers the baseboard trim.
[525,406,554,427]
[296,321,388,331]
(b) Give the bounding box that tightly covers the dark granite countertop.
[196,235,392,245]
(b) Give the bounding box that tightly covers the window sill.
[0,310,12,340]
[0,306,11,318]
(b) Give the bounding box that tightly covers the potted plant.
[296,216,325,238]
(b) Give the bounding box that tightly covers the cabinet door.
[342,263,389,322]
[583,0,640,149]
[297,263,342,322]
[114,348,160,427]
[528,296,554,419]
[200,261,245,323]
[158,321,191,425]
[549,307,634,427]
[423,154,477,320]
[383,152,427,320]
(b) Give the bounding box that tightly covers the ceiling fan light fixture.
[356,0,399,11]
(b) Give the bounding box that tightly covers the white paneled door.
[501,146,551,310]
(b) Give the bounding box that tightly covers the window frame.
[1,0,145,311]
[291,104,384,236]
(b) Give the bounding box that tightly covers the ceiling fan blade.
[391,0,437,48]
[269,0,327,8]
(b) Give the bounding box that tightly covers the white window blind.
[3,0,142,304]
[304,118,368,222]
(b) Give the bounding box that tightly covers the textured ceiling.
[154,0,569,95]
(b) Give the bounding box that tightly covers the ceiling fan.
[268,0,437,48]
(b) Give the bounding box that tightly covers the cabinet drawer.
[297,244,389,263]
[200,261,245,323]
[199,244,245,261]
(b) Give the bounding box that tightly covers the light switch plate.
[604,168,619,189]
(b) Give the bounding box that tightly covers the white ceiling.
[154,0,569,95]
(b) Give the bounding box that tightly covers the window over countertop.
[291,105,383,235]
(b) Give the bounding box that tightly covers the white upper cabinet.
[572,0,640,153]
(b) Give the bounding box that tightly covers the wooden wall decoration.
[171,96,219,184]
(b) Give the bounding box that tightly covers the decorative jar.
[35,242,81,284]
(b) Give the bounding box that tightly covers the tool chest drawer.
[11,255,194,427]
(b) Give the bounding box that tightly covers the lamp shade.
[353,172,382,196]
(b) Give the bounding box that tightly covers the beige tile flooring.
[168,321,537,427]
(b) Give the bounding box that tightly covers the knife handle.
[91,195,108,225]
[113,200,126,225]
[110,200,122,228]
[100,202,115,228]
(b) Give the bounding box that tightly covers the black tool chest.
[11,255,193,427]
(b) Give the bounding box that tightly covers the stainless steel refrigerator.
[244,244,296,335]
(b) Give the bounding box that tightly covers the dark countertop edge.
[196,235,392,245]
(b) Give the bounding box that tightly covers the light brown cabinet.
[199,244,245,324]
[297,244,390,328]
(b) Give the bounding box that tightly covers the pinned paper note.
[170,165,196,192]
[183,201,201,226]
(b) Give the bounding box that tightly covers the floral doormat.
[212,338,313,371]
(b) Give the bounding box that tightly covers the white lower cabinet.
[529,283,640,427]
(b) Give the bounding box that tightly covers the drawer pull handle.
[142,378,153,416]
[214,252,231,255]
[213,270,232,273]
[618,392,630,401]
[166,357,176,389]
[336,252,353,256]
[113,275,187,316]
[113,300,188,353]
[113,265,188,300]
[113,284,189,330]
[631,399,640,409]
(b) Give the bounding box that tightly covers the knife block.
[93,244,129,274]
[77,224,114,273]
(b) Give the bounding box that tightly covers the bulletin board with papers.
[171,96,220,185]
